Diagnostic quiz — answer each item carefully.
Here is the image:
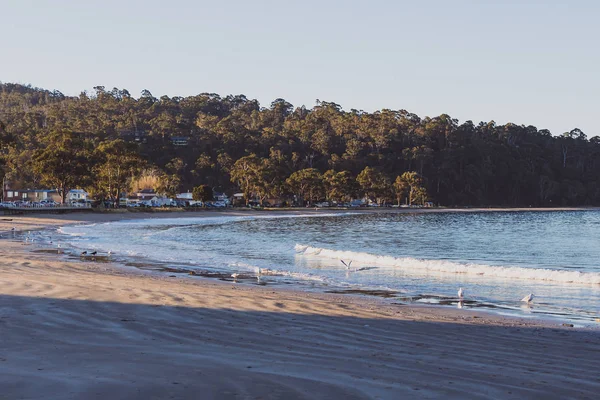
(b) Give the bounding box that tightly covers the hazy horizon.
[2,0,598,136]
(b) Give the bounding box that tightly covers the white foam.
[295,244,600,285]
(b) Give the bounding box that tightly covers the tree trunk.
[61,186,68,204]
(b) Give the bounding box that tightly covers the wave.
[294,244,600,285]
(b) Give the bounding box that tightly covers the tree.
[94,139,142,206]
[323,170,356,203]
[32,131,90,204]
[356,167,390,205]
[399,171,428,205]
[4,81,600,208]
[393,175,408,205]
[229,154,273,205]
[192,185,213,205]
[286,168,324,206]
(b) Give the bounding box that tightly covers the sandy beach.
[1,211,599,399]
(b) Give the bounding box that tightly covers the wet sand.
[1,213,599,399]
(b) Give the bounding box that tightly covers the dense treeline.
[1,82,599,206]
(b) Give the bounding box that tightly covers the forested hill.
[0,82,599,206]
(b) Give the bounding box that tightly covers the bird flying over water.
[340,260,353,270]
[458,288,464,299]
[521,293,534,303]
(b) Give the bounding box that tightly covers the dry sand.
[0,212,599,399]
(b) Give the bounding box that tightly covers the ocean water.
[57,211,600,323]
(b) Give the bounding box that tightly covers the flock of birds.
[11,227,113,259]
[229,257,536,305]
[342,258,536,305]
[11,227,536,304]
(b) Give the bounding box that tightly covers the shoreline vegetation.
[2,83,600,211]
[1,211,599,399]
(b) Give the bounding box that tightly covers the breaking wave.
[295,244,600,285]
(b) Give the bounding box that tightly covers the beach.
[1,212,599,399]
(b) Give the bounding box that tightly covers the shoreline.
[2,210,599,326]
[1,213,600,398]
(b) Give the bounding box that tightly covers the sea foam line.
[294,244,600,285]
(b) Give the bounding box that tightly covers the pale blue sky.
[1,0,598,135]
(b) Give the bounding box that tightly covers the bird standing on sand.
[521,293,534,303]
[458,288,464,299]
[340,260,353,270]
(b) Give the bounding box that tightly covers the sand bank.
[1,213,599,399]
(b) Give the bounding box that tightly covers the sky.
[1,0,599,136]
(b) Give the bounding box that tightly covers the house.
[213,192,231,205]
[4,189,61,203]
[68,189,89,203]
[176,192,193,200]
[170,136,189,146]
[136,188,157,201]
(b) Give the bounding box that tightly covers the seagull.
[90,251,97,256]
[521,293,534,303]
[107,250,112,256]
[458,288,464,299]
[340,260,353,270]
[11,227,16,231]
[80,251,87,256]
[231,273,240,281]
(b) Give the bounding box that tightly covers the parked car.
[40,199,59,206]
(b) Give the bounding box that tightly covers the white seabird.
[458,287,464,299]
[521,293,534,303]
[340,260,353,270]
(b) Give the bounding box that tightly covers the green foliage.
[357,167,390,205]
[192,185,213,203]
[229,154,273,205]
[2,82,600,206]
[393,175,408,206]
[286,168,324,206]
[31,131,91,203]
[93,139,143,204]
[399,172,428,205]
[324,170,356,203]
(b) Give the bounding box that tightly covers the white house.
[176,192,193,200]
[68,189,89,203]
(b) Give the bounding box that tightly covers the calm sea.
[57,211,600,324]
